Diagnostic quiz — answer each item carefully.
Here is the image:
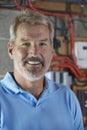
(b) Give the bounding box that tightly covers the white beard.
[13,59,51,82]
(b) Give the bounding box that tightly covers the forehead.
[16,23,50,39]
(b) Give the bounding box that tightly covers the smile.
[28,61,41,65]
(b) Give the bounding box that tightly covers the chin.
[23,73,45,82]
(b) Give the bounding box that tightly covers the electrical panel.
[75,42,87,69]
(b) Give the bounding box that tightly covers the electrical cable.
[14,0,26,10]
[73,78,87,87]
[51,55,86,79]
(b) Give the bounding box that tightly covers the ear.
[8,42,14,59]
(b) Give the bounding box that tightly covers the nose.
[29,44,39,56]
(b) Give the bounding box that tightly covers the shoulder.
[45,76,77,101]
[46,76,74,93]
[46,77,79,104]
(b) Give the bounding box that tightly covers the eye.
[22,42,31,47]
[39,42,47,47]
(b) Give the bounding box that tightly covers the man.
[0,10,84,130]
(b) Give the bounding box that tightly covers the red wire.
[52,55,86,79]
[27,0,70,17]
[68,16,78,65]
[14,0,28,10]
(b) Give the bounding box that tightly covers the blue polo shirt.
[0,72,84,130]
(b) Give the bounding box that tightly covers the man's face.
[8,23,53,81]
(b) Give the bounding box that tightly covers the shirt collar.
[1,72,23,94]
[1,72,59,95]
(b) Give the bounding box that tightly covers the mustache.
[23,56,45,66]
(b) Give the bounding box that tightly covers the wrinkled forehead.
[15,23,51,41]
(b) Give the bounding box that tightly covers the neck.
[12,71,45,99]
